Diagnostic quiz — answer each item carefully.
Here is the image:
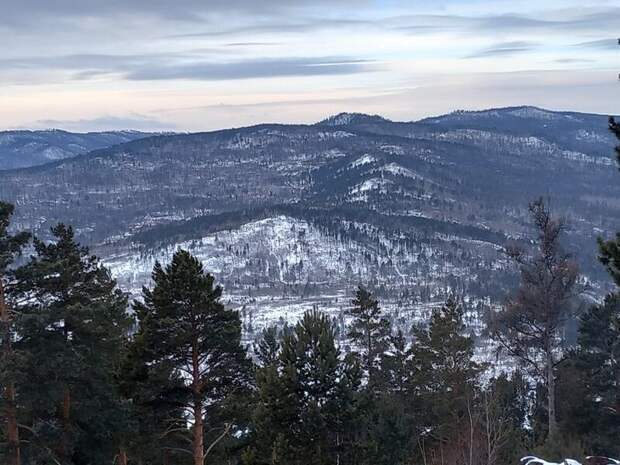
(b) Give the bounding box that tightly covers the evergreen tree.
[381,329,413,397]
[571,293,620,454]
[482,373,529,465]
[0,202,29,465]
[598,117,620,285]
[346,286,390,388]
[13,224,131,465]
[116,325,189,465]
[567,119,620,456]
[255,325,280,368]
[134,249,251,465]
[355,329,416,465]
[490,199,578,439]
[411,298,481,463]
[253,310,361,465]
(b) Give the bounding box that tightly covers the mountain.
[317,112,392,127]
[0,129,155,170]
[1,106,618,345]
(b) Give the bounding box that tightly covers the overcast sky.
[2,0,619,132]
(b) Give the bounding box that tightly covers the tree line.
[0,119,619,465]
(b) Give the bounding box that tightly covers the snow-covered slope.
[106,215,501,345]
[2,106,617,354]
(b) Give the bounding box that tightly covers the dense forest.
[0,118,619,465]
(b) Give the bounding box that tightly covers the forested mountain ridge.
[0,129,156,170]
[0,106,618,342]
[0,112,620,465]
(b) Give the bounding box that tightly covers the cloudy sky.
[2,0,619,131]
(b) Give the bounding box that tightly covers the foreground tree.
[411,298,482,464]
[346,286,391,388]
[117,329,189,465]
[572,118,620,454]
[598,117,620,285]
[491,199,579,438]
[253,310,361,465]
[14,224,131,464]
[135,249,250,465]
[574,294,620,453]
[0,202,29,465]
[254,325,280,368]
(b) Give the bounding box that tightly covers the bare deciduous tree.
[491,198,579,438]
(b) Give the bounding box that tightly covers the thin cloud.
[394,8,620,36]
[573,38,619,50]
[553,58,595,64]
[125,57,378,81]
[465,41,538,59]
[32,115,175,132]
[166,18,375,39]
[224,42,281,47]
[0,53,376,82]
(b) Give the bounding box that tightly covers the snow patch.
[349,154,376,168]
[350,177,392,195]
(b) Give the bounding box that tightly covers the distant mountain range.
[0,129,155,170]
[1,106,618,346]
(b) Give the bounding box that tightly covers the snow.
[317,131,354,140]
[507,107,565,120]
[103,215,502,349]
[349,154,376,168]
[323,113,358,126]
[375,163,421,180]
[379,145,404,155]
[41,147,71,160]
[424,129,613,166]
[350,177,392,195]
[521,457,620,465]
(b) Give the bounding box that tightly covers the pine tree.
[572,293,620,454]
[0,202,29,465]
[381,329,413,397]
[482,374,529,465]
[490,199,578,439]
[346,286,391,388]
[598,117,620,286]
[117,328,189,465]
[255,325,280,368]
[13,224,131,464]
[411,298,481,462]
[356,329,416,465]
[134,249,251,465]
[567,118,620,455]
[253,310,361,465]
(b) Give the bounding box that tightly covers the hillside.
[0,129,154,169]
[1,106,618,340]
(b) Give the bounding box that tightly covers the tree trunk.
[0,278,20,465]
[547,351,558,437]
[5,382,20,465]
[467,397,474,465]
[118,448,128,465]
[192,343,204,465]
[61,386,72,461]
[193,397,204,465]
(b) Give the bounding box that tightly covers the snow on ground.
[350,177,392,195]
[349,154,376,168]
[105,215,504,358]
[375,162,422,180]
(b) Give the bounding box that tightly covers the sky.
[1,0,619,132]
